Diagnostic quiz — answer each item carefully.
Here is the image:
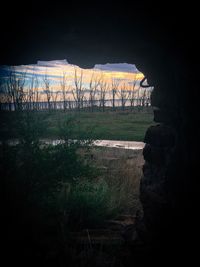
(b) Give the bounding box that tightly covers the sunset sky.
[0,60,147,101]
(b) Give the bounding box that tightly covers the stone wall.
[136,56,198,263]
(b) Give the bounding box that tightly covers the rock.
[144,124,176,147]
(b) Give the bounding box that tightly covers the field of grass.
[0,109,155,141]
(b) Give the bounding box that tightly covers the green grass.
[0,109,155,141]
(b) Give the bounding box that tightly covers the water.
[93,140,144,150]
[0,139,145,150]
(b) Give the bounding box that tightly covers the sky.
[0,60,147,101]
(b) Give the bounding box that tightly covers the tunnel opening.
[0,60,154,113]
[0,59,157,266]
[0,60,155,208]
[0,2,198,266]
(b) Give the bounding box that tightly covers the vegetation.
[1,111,141,226]
[87,146,143,215]
[1,112,108,228]
[0,109,146,265]
[0,108,154,141]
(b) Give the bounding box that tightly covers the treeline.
[0,67,153,112]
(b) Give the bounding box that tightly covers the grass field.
[0,109,155,141]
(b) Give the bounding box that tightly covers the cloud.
[94,63,139,73]
[37,59,69,67]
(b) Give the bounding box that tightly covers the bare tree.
[138,86,152,109]
[145,87,153,106]
[72,68,85,111]
[25,70,39,110]
[51,90,60,110]
[111,78,120,110]
[88,73,100,112]
[128,79,137,111]
[117,83,129,110]
[0,75,12,111]
[60,72,73,111]
[33,75,40,110]
[136,86,141,107]
[99,77,108,112]
[42,71,52,110]
[60,72,69,111]
[141,88,147,107]
[6,66,27,111]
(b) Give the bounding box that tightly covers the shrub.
[57,178,118,231]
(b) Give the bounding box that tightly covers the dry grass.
[82,146,144,216]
